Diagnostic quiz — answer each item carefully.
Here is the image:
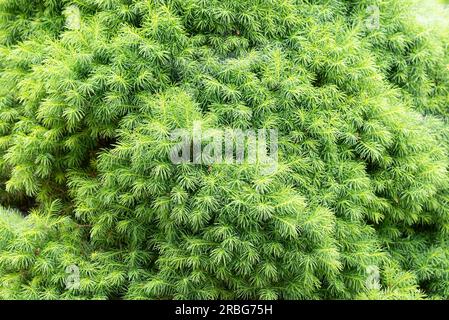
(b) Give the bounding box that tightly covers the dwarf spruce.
[0,0,448,300]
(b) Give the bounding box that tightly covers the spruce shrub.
[0,0,448,299]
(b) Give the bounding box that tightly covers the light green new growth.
[0,0,448,300]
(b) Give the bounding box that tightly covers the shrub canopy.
[0,0,448,300]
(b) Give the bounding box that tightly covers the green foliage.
[0,0,448,300]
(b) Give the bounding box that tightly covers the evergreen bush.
[0,0,448,299]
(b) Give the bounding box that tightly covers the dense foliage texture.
[0,0,448,300]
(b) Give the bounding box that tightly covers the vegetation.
[0,0,448,300]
